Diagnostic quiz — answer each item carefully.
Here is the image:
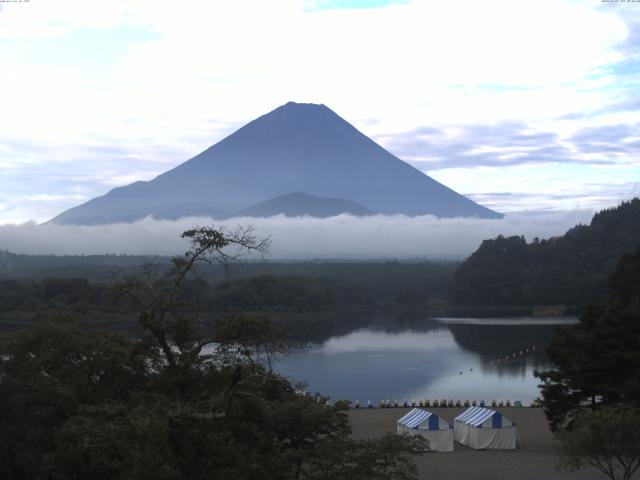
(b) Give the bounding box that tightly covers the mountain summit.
[50,102,502,224]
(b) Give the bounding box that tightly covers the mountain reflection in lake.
[274,318,576,403]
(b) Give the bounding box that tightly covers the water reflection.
[275,319,571,403]
[446,323,559,375]
[321,329,458,355]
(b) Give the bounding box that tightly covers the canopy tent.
[454,406,520,450]
[396,408,454,452]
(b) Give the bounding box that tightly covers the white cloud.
[0,211,593,258]
[429,163,640,212]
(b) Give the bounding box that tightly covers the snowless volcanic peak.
[50,102,502,225]
[234,192,374,218]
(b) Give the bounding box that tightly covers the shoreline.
[348,407,604,480]
[347,401,541,408]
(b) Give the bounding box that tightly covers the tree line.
[451,198,640,308]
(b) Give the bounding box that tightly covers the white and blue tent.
[396,408,454,452]
[454,406,520,450]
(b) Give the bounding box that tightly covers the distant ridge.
[233,192,373,218]
[50,101,502,224]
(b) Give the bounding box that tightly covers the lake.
[274,317,577,404]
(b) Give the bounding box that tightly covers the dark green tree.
[0,317,155,479]
[451,198,640,307]
[556,406,640,480]
[303,433,428,480]
[536,247,640,430]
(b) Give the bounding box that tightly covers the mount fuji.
[50,102,502,224]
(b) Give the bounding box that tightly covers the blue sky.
[307,0,409,10]
[1,0,639,223]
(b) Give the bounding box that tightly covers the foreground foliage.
[536,247,640,479]
[557,406,640,480]
[0,226,425,480]
[536,247,640,430]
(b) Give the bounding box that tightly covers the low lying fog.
[0,211,594,259]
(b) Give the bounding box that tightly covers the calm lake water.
[274,317,577,404]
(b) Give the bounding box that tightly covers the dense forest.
[451,198,640,308]
[0,252,456,302]
[0,257,457,340]
[0,275,367,340]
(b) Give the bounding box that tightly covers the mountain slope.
[450,198,640,307]
[51,102,502,224]
[233,192,373,218]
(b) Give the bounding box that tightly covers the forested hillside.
[451,198,640,307]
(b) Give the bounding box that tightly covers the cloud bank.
[0,211,594,260]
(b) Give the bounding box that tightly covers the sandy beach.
[349,407,606,480]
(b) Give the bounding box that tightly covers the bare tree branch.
[112,225,270,371]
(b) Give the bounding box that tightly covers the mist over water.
[0,210,593,259]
